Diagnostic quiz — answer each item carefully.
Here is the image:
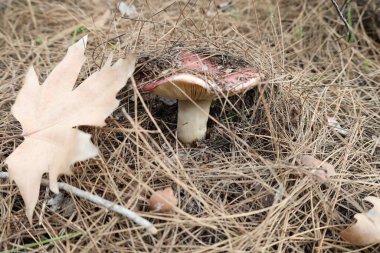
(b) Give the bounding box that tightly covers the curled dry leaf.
[299,155,336,181]
[5,35,136,222]
[340,196,380,246]
[326,116,351,136]
[149,187,177,212]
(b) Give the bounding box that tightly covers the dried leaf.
[5,35,136,222]
[118,2,137,17]
[149,187,177,212]
[46,192,65,212]
[206,1,232,16]
[372,135,380,147]
[300,155,336,181]
[340,196,380,246]
[217,1,233,11]
[47,192,75,217]
[326,116,351,136]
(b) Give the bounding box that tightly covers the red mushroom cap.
[140,50,264,100]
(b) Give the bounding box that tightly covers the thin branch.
[0,172,157,235]
[341,0,351,12]
[330,0,352,35]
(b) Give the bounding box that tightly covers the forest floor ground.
[0,0,379,252]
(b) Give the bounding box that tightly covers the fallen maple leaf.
[340,196,380,246]
[149,187,177,212]
[5,35,136,222]
[299,155,336,181]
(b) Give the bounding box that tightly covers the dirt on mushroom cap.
[138,49,264,99]
[136,48,262,80]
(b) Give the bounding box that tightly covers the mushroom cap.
[143,73,216,100]
[139,50,264,100]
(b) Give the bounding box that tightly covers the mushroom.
[141,51,264,144]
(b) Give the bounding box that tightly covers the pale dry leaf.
[372,135,380,147]
[46,192,64,212]
[206,1,232,16]
[5,35,136,222]
[340,196,380,246]
[118,1,137,17]
[217,1,233,11]
[326,116,351,136]
[149,187,177,212]
[300,155,336,181]
[47,193,76,218]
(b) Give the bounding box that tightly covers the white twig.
[0,171,157,234]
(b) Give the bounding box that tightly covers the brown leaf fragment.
[299,155,336,181]
[340,196,380,246]
[5,35,136,222]
[149,187,177,212]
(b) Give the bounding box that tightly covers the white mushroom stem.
[177,99,212,143]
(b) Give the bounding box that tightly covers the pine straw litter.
[0,0,379,252]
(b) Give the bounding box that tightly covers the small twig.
[340,0,351,12]
[330,0,352,37]
[0,172,157,235]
